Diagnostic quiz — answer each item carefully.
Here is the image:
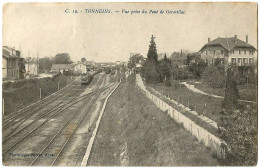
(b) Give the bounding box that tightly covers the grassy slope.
[149,83,223,123]
[2,75,70,115]
[89,75,218,166]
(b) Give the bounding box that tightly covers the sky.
[3,2,257,63]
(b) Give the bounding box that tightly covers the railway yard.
[2,72,122,166]
[3,70,250,166]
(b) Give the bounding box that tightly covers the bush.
[141,61,162,84]
[219,107,257,166]
[202,65,226,88]
[221,67,240,112]
[164,78,171,87]
[233,67,247,85]
[189,104,195,111]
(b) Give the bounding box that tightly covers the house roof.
[51,64,74,70]
[199,37,256,52]
[2,48,19,59]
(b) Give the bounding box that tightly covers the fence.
[135,74,226,158]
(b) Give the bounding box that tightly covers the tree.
[159,54,172,86]
[186,53,207,79]
[39,57,54,73]
[81,57,86,63]
[219,106,257,166]
[127,53,144,69]
[202,65,225,88]
[141,35,162,83]
[147,35,158,65]
[141,61,161,83]
[221,67,240,112]
[53,53,72,64]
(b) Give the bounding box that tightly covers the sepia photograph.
[1,2,258,166]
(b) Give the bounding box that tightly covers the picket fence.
[135,74,226,158]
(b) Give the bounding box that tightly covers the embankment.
[2,75,69,115]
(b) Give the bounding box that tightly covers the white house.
[199,35,257,66]
[74,62,87,74]
[25,62,38,76]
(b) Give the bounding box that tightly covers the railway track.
[3,74,104,132]
[2,74,117,166]
[3,85,81,130]
[29,86,105,166]
[3,74,106,142]
[2,83,114,143]
[2,74,120,166]
[3,78,80,125]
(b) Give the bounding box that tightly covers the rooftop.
[199,36,256,52]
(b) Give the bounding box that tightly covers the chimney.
[246,35,248,43]
[234,35,237,44]
[208,38,210,43]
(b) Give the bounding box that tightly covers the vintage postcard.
[2,2,258,166]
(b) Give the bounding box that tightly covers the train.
[81,74,93,85]
[80,70,101,85]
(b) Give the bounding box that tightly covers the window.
[239,49,241,54]
[12,60,16,67]
[244,50,246,54]
[243,58,247,64]
[238,58,242,63]
[12,69,15,77]
[231,58,236,64]
[213,50,216,55]
[206,50,207,55]
[249,58,254,64]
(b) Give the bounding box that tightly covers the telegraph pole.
[27,51,30,77]
[37,52,39,75]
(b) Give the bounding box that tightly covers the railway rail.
[3,78,80,124]
[3,74,103,132]
[3,74,106,143]
[30,85,105,166]
[3,73,120,166]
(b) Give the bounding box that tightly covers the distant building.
[74,62,87,74]
[50,64,74,75]
[2,46,25,80]
[25,58,38,76]
[199,35,257,66]
[170,51,189,68]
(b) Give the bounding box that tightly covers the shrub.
[164,78,171,87]
[202,65,226,88]
[219,107,257,166]
[141,61,162,84]
[221,67,240,112]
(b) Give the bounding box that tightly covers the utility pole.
[2,98,4,115]
[40,88,42,99]
[27,51,30,77]
[37,52,39,75]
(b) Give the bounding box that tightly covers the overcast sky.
[3,2,257,63]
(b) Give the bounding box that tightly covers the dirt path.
[181,82,256,104]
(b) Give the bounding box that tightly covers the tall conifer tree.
[221,67,240,112]
[147,35,158,64]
